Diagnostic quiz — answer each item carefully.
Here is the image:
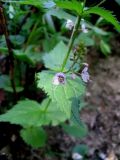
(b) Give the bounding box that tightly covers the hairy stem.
[0,3,17,101]
[65,57,79,73]
[61,0,86,72]
[61,16,81,72]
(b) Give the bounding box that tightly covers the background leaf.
[84,7,120,32]
[75,33,95,47]
[47,8,75,21]
[20,126,47,148]
[56,0,83,14]
[72,144,89,156]
[0,75,23,92]
[100,40,111,56]
[115,0,120,5]
[18,0,43,8]
[13,47,42,66]
[43,41,73,72]
[62,122,87,138]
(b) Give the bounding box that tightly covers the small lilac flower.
[81,19,88,33]
[66,19,74,30]
[71,73,76,80]
[81,65,90,83]
[72,152,83,160]
[53,72,66,85]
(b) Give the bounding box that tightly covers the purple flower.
[81,19,88,33]
[66,19,74,30]
[53,72,66,85]
[81,66,90,83]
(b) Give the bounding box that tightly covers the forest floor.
[81,54,120,160]
[0,37,120,160]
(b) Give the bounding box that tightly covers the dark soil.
[81,55,120,160]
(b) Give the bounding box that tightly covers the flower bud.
[66,19,74,30]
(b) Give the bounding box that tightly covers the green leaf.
[72,144,89,156]
[9,35,25,46]
[84,7,120,32]
[0,75,23,92]
[0,47,8,55]
[56,0,83,15]
[70,97,88,138]
[47,8,75,21]
[20,126,47,148]
[37,71,85,117]
[62,122,87,138]
[115,0,120,5]
[43,41,73,72]
[13,47,42,66]
[92,27,108,36]
[40,98,68,125]
[2,0,43,8]
[43,0,56,8]
[71,97,83,126]
[75,33,94,46]
[0,75,10,89]
[0,99,67,126]
[4,0,56,9]
[19,0,43,8]
[100,40,111,56]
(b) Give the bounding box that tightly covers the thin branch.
[60,0,86,72]
[96,0,106,7]
[0,2,17,101]
[60,15,81,72]
[44,99,51,112]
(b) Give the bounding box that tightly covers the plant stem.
[65,57,79,73]
[44,99,51,112]
[61,15,81,72]
[0,3,17,101]
[25,18,40,49]
[83,0,86,7]
[61,0,87,72]
[17,6,34,34]
[96,0,106,7]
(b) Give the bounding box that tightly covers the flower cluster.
[52,64,90,86]
[65,19,88,33]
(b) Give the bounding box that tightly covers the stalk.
[44,99,51,112]
[61,0,86,72]
[0,3,17,101]
[61,15,81,72]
